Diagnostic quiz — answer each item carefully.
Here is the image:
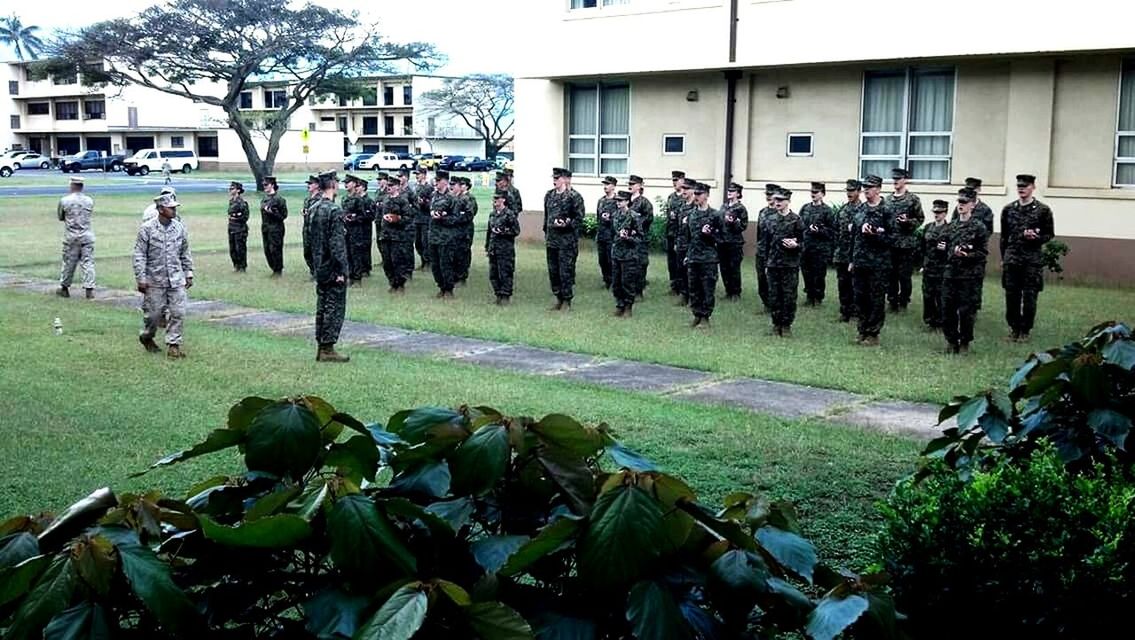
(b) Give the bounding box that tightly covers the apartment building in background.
[1,64,486,170]
[512,0,1135,282]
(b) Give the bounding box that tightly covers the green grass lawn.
[4,192,1132,404]
[0,289,918,569]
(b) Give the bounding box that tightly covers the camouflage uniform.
[595,194,618,289]
[227,195,250,271]
[611,205,644,312]
[310,195,349,347]
[544,188,585,303]
[717,201,748,298]
[506,184,523,214]
[486,201,520,298]
[672,199,693,300]
[684,206,723,321]
[918,220,951,329]
[342,192,375,283]
[57,191,96,292]
[133,216,194,346]
[850,201,895,340]
[360,192,376,277]
[1000,199,1055,337]
[302,192,319,276]
[799,201,836,304]
[429,188,460,294]
[762,211,806,330]
[884,192,923,309]
[629,194,654,296]
[832,201,860,321]
[942,217,990,348]
[951,199,994,310]
[379,190,416,290]
[260,193,288,274]
[665,190,685,295]
[409,180,434,269]
[456,190,479,284]
[754,206,776,310]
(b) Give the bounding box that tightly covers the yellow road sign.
[301,128,310,142]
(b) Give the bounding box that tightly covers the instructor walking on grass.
[134,194,194,359]
[57,177,96,299]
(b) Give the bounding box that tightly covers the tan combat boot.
[317,344,350,363]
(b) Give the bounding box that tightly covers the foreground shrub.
[0,396,901,639]
[878,446,1135,638]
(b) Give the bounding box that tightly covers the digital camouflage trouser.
[60,240,95,290]
[888,248,915,308]
[1002,264,1043,335]
[547,243,580,302]
[943,277,982,346]
[612,259,641,310]
[767,266,800,328]
[379,240,414,289]
[636,245,650,296]
[666,237,682,294]
[228,230,248,271]
[922,275,944,328]
[801,249,831,303]
[346,226,372,282]
[415,222,430,268]
[756,254,770,310]
[597,239,613,288]
[687,261,718,319]
[262,224,285,273]
[315,280,346,346]
[717,243,744,297]
[854,265,889,338]
[834,262,855,319]
[456,228,474,283]
[140,286,187,345]
[489,241,516,298]
[430,243,457,294]
[302,217,313,275]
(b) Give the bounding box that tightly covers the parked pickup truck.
[59,150,126,173]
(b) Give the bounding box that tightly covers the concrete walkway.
[0,272,943,439]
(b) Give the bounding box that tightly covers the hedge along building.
[512,0,1135,283]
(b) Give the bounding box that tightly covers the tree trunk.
[227,109,275,192]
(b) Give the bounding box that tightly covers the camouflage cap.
[229,181,244,192]
[317,171,338,188]
[628,174,644,185]
[263,176,278,186]
[493,189,508,199]
[932,199,949,211]
[957,187,978,203]
[845,179,862,191]
[671,170,686,180]
[551,167,565,178]
[1016,173,1036,186]
[160,186,176,195]
[964,176,983,189]
[561,168,573,178]
[305,174,318,184]
[414,166,428,174]
[495,171,508,181]
[344,173,359,185]
[435,169,450,180]
[157,194,181,208]
[764,183,780,194]
[398,167,410,176]
[602,175,618,186]
[692,182,709,195]
[502,168,515,177]
[376,172,389,180]
[772,188,791,200]
[68,177,84,185]
[891,167,911,180]
[810,182,826,193]
[862,175,883,188]
[615,190,632,201]
[727,182,743,193]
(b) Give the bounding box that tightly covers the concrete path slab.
[673,378,862,419]
[834,400,941,438]
[381,333,504,358]
[558,360,714,392]
[208,310,308,330]
[456,345,600,376]
[185,300,251,317]
[334,321,415,345]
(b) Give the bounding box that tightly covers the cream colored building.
[513,0,1135,282]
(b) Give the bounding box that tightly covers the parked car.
[415,153,442,170]
[456,157,496,172]
[123,149,199,175]
[343,153,375,170]
[395,153,419,170]
[438,155,467,171]
[0,159,14,178]
[13,153,51,169]
[59,150,126,173]
[1,150,30,163]
[358,152,416,171]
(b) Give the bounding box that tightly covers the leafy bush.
[925,321,1135,478]
[580,214,598,240]
[878,446,1135,639]
[1042,239,1070,276]
[0,396,901,639]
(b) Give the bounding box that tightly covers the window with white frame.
[662,134,685,155]
[1115,60,1135,186]
[787,132,813,156]
[570,0,629,9]
[860,67,954,182]
[263,88,288,109]
[567,83,629,175]
[170,136,184,149]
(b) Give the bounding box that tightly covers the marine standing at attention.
[56,177,96,299]
[309,172,350,363]
[260,176,288,276]
[226,181,249,272]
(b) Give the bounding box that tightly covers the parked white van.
[358,152,413,171]
[124,149,200,176]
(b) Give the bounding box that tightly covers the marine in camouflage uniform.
[951,177,994,311]
[301,176,320,277]
[260,177,288,275]
[762,189,806,335]
[832,180,862,322]
[716,183,748,300]
[753,184,780,312]
[410,168,434,270]
[683,182,723,328]
[628,175,653,298]
[428,171,460,297]
[486,189,520,303]
[56,177,96,298]
[672,178,697,306]
[378,179,416,292]
[942,188,991,354]
[664,170,687,296]
[309,172,350,362]
[226,181,250,272]
[610,191,643,317]
[918,200,952,331]
[396,169,413,280]
[342,175,375,284]
[1000,173,1055,342]
[799,182,836,306]
[133,194,194,359]
[884,167,924,311]
[372,173,390,267]
[359,181,377,278]
[544,168,586,309]
[850,175,895,346]
[454,177,478,285]
[595,176,619,289]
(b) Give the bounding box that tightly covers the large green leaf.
[766,577,815,615]
[500,516,583,577]
[471,535,530,575]
[389,461,452,499]
[465,601,534,640]
[354,583,428,640]
[1103,338,1135,370]
[5,555,76,640]
[131,428,245,477]
[805,594,869,640]
[99,528,198,634]
[450,424,510,496]
[531,414,604,458]
[388,407,466,445]
[579,485,665,587]
[329,495,416,577]
[245,486,302,521]
[537,447,596,514]
[0,532,40,569]
[710,549,770,594]
[954,395,989,430]
[0,555,51,609]
[326,435,382,483]
[244,402,323,480]
[676,502,758,553]
[38,488,117,551]
[43,602,112,640]
[380,498,458,538]
[755,526,818,584]
[626,580,691,640]
[198,513,312,548]
[1071,362,1107,407]
[425,497,475,531]
[293,480,332,521]
[228,396,276,431]
[1087,409,1132,449]
[607,443,659,472]
[304,587,368,640]
[531,611,597,640]
[978,413,1011,444]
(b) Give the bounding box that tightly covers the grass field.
[0,289,918,569]
[6,191,1131,404]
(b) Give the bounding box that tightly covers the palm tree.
[0,14,45,61]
